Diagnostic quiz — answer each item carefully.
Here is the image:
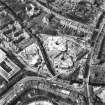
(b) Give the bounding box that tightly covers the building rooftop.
[0,49,6,63]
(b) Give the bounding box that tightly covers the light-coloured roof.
[0,49,6,63]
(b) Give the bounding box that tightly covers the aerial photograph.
[0,0,105,105]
